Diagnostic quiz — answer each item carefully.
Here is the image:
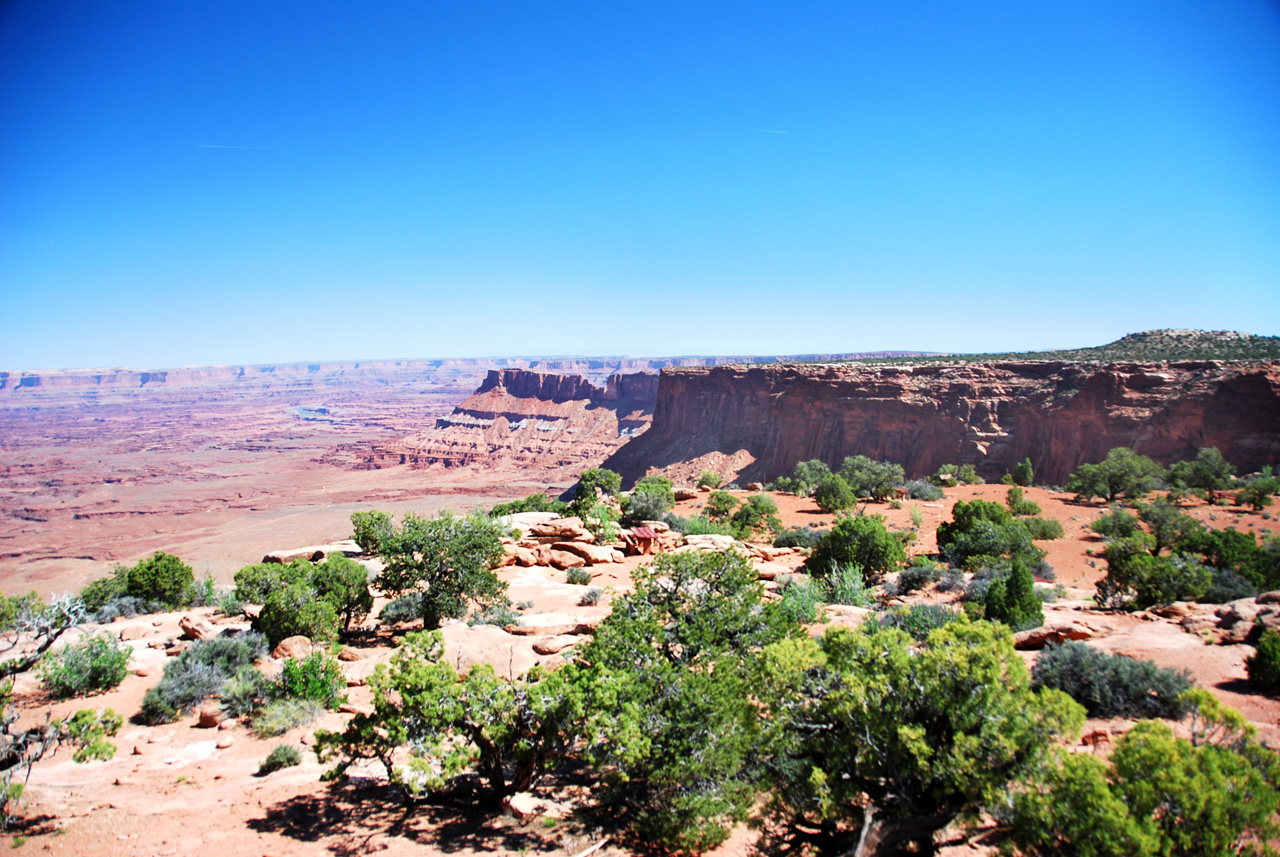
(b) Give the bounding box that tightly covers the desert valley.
[2,329,1280,857]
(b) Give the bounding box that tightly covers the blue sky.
[2,1,1278,370]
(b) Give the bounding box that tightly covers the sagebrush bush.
[773,526,825,549]
[278,652,346,709]
[1032,641,1192,718]
[92,595,164,624]
[1246,630,1280,694]
[258,744,302,775]
[778,578,826,624]
[257,582,340,648]
[826,564,873,607]
[936,569,967,593]
[894,563,943,595]
[579,587,603,607]
[469,601,521,627]
[1200,567,1258,604]
[565,567,593,585]
[379,593,424,625]
[252,699,324,737]
[901,479,945,501]
[40,635,131,699]
[220,666,275,717]
[1021,517,1065,541]
[138,632,267,724]
[877,604,960,641]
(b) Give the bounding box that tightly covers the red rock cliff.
[603,361,1280,485]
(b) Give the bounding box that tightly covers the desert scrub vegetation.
[139,632,267,724]
[39,634,130,699]
[487,493,569,518]
[79,552,198,615]
[807,515,907,582]
[565,567,593,586]
[258,744,301,775]
[1247,630,1280,695]
[1032,641,1192,719]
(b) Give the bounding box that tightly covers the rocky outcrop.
[357,369,659,477]
[604,361,1280,485]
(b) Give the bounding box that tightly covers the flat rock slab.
[532,635,581,655]
[1013,622,1094,650]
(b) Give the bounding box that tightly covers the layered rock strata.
[604,361,1280,485]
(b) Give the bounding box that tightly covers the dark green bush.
[252,699,324,738]
[893,563,943,595]
[662,512,736,537]
[1200,566,1258,604]
[258,744,302,775]
[1005,486,1041,517]
[1247,630,1280,694]
[39,635,131,699]
[311,555,373,630]
[1012,457,1034,487]
[982,561,1043,631]
[350,509,394,553]
[257,582,341,648]
[79,568,129,613]
[1032,641,1192,718]
[1021,517,1065,541]
[1096,542,1211,610]
[1090,506,1141,541]
[808,515,907,582]
[233,560,312,604]
[839,455,904,501]
[696,471,723,489]
[125,552,195,608]
[278,651,346,709]
[813,475,856,513]
[565,567,593,585]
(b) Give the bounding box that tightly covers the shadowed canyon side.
[332,369,660,482]
[603,361,1280,486]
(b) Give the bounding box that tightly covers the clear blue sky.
[2,2,1278,370]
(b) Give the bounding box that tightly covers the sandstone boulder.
[337,647,363,662]
[1013,623,1093,650]
[746,482,764,491]
[527,517,594,544]
[680,533,737,552]
[197,703,225,728]
[552,542,623,565]
[533,635,581,655]
[179,615,217,641]
[505,791,547,820]
[119,625,147,642]
[515,547,538,567]
[272,636,314,660]
[548,550,587,570]
[1257,591,1280,605]
[674,489,699,501]
[754,563,792,581]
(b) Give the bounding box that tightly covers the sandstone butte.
[603,359,1280,486]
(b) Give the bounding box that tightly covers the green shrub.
[826,564,873,607]
[138,632,268,724]
[579,587,603,607]
[775,459,833,497]
[216,590,243,618]
[469,601,521,627]
[664,513,735,536]
[79,568,129,613]
[1012,457,1034,487]
[808,515,907,582]
[982,561,1043,631]
[189,573,218,608]
[730,493,780,537]
[773,525,825,549]
[278,651,346,709]
[570,468,622,515]
[938,499,1046,570]
[1246,630,1280,694]
[39,635,131,699]
[1200,566,1259,604]
[1032,641,1192,718]
[311,554,373,631]
[0,592,43,632]
[350,509,393,554]
[258,744,302,775]
[1096,542,1211,610]
[220,666,275,717]
[624,490,671,525]
[1005,486,1041,517]
[1090,506,1140,540]
[378,593,423,625]
[125,552,195,608]
[813,475,856,513]
[778,578,827,624]
[931,463,981,486]
[839,455,904,501]
[1021,517,1065,540]
[488,494,569,517]
[257,582,341,648]
[892,562,943,596]
[233,560,311,604]
[704,490,739,521]
[696,471,723,489]
[565,567,593,585]
[877,604,960,640]
[252,699,324,737]
[1064,447,1164,503]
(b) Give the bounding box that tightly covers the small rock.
[119,625,146,641]
[504,791,547,820]
[533,635,581,655]
[219,720,235,730]
[132,668,151,677]
[272,636,314,660]
[337,647,363,662]
[148,640,169,649]
[746,482,764,491]
[132,746,146,756]
[1257,591,1280,605]
[152,619,164,626]
[179,615,217,641]
[1013,623,1093,650]
[346,676,367,687]
[165,643,188,657]
[674,489,699,501]
[339,703,372,716]
[215,738,234,749]
[197,704,225,728]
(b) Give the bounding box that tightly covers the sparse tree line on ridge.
[1,445,1279,852]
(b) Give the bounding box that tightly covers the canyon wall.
[337,369,659,481]
[603,361,1280,486]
